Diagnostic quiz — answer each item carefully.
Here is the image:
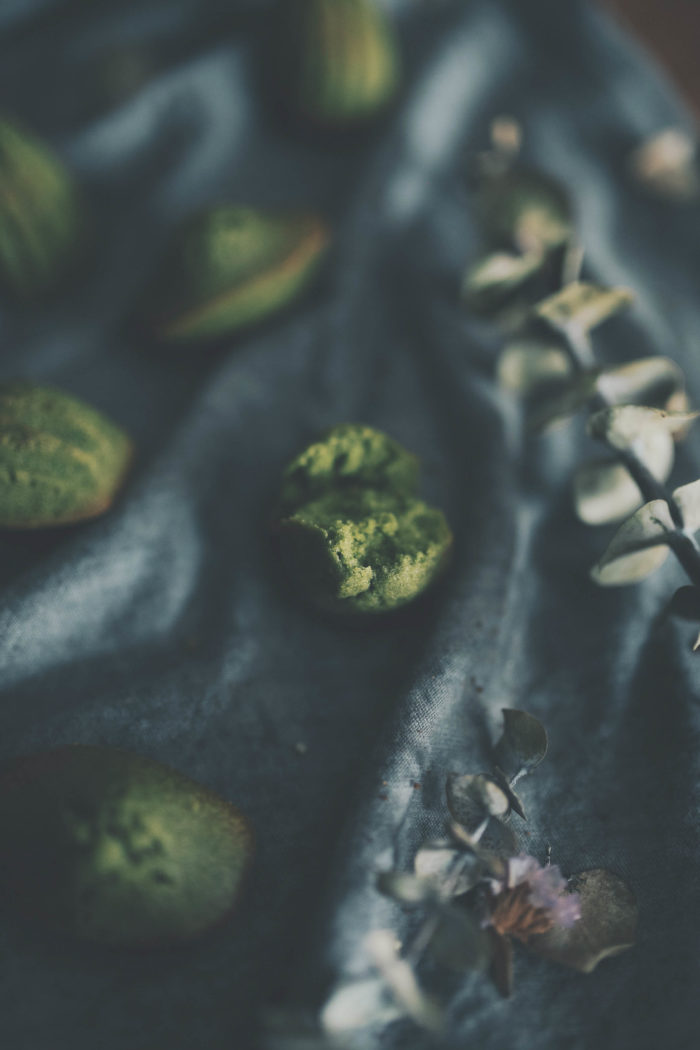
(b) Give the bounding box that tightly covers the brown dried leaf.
[529,869,637,973]
[488,928,514,997]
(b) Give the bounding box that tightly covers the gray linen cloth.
[0,1,696,1047]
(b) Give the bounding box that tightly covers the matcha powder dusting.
[274,424,453,614]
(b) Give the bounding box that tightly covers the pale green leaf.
[591,498,675,586]
[587,405,697,450]
[672,478,700,531]
[462,250,545,314]
[574,460,646,526]
[497,338,572,395]
[534,282,634,334]
[596,356,686,412]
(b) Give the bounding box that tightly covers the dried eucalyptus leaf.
[588,405,697,450]
[672,478,700,531]
[497,338,572,395]
[487,928,514,997]
[376,871,436,906]
[492,771,527,820]
[477,817,519,859]
[529,371,600,432]
[576,412,677,527]
[574,460,647,526]
[462,250,545,314]
[668,585,700,621]
[477,167,573,253]
[534,282,634,335]
[427,904,492,973]
[630,128,700,202]
[320,977,401,1035]
[446,773,510,833]
[591,498,675,586]
[596,356,686,412]
[365,930,444,1033]
[493,709,548,782]
[414,842,480,896]
[529,869,637,973]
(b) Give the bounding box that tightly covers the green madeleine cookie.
[0,119,83,298]
[0,747,253,947]
[269,0,401,128]
[275,424,452,614]
[148,206,330,343]
[0,382,133,529]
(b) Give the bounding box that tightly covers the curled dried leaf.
[476,817,519,861]
[493,709,548,783]
[591,498,675,586]
[320,977,401,1035]
[529,869,637,973]
[534,282,634,336]
[376,871,436,906]
[446,773,510,833]
[365,930,444,1033]
[414,842,480,897]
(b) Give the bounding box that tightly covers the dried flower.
[487,855,581,944]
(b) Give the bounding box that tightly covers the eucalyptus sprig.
[466,119,700,650]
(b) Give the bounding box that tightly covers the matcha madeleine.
[0,747,253,947]
[0,118,83,298]
[149,206,330,344]
[268,0,401,127]
[275,424,452,614]
[0,382,132,529]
